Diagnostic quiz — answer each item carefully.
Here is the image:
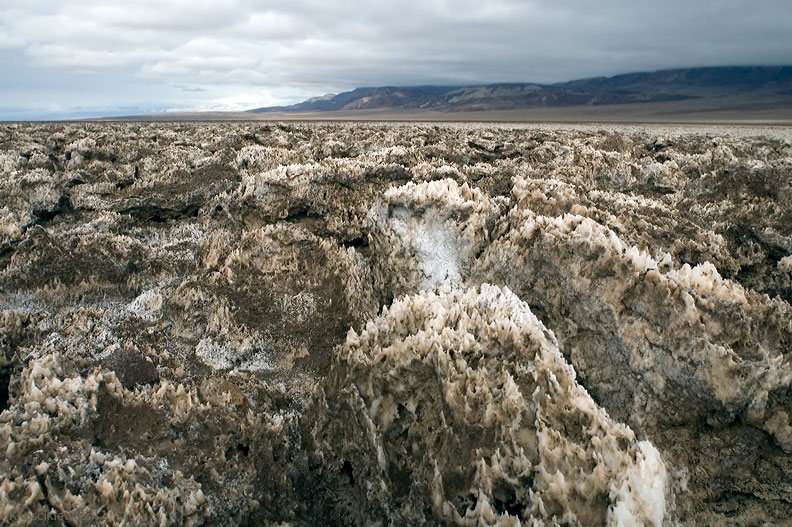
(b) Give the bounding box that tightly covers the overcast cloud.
[1,0,790,119]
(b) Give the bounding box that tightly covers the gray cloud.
[176,85,207,93]
[1,0,791,118]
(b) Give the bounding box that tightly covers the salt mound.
[309,284,666,526]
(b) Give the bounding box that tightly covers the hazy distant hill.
[249,66,792,113]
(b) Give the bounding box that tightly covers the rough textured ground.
[1,122,791,526]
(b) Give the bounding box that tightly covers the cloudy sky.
[1,0,790,119]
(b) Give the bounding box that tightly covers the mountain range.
[249,66,792,114]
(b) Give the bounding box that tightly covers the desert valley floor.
[1,121,791,526]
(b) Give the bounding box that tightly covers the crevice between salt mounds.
[366,178,506,299]
[308,284,668,526]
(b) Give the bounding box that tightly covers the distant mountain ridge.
[249,66,792,113]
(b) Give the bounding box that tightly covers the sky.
[1,0,791,120]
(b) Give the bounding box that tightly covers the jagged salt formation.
[1,122,791,526]
[310,284,666,526]
[480,176,792,435]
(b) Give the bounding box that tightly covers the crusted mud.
[1,122,791,526]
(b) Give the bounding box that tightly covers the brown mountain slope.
[249,66,792,114]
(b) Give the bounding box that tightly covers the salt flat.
[1,121,791,525]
